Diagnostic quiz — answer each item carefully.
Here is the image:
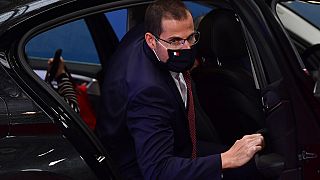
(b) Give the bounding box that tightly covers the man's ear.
[145,32,156,49]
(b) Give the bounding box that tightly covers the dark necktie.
[183,71,197,159]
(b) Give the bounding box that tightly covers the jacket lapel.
[143,41,187,116]
[164,71,187,116]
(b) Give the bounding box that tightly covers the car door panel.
[272,1,320,179]
[0,135,99,180]
[0,97,9,138]
[0,63,101,179]
[262,80,299,169]
[232,0,308,179]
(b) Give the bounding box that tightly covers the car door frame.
[230,0,320,179]
[6,0,140,179]
[268,0,320,179]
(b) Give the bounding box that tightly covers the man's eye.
[169,39,178,43]
[170,39,182,45]
[187,35,195,41]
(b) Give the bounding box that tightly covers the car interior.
[192,8,265,146]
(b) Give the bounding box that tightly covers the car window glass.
[25,19,100,65]
[276,1,320,74]
[282,1,320,29]
[185,2,212,17]
[184,2,213,28]
[105,9,127,41]
[276,1,320,46]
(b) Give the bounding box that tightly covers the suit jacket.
[96,24,224,180]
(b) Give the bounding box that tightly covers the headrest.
[197,9,248,66]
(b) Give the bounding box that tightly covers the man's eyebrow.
[167,36,183,41]
[167,32,195,41]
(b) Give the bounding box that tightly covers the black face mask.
[154,48,196,73]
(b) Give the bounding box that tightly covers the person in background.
[46,56,97,130]
[47,57,80,113]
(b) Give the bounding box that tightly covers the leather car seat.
[192,9,265,145]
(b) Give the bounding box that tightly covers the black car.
[0,0,319,179]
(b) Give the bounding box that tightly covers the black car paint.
[0,0,319,179]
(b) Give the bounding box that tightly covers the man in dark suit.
[96,0,264,179]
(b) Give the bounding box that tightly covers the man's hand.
[48,57,66,78]
[221,134,264,169]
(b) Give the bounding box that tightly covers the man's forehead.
[160,14,195,38]
[161,10,192,22]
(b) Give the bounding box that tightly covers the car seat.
[192,9,265,145]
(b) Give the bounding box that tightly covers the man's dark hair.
[145,0,189,36]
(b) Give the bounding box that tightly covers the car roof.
[0,0,149,36]
[0,0,67,14]
[0,0,28,9]
[0,0,72,27]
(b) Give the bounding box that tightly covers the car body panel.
[0,135,98,179]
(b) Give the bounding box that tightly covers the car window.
[25,3,210,67]
[105,9,127,41]
[276,1,320,46]
[25,19,100,65]
[276,1,320,73]
[185,1,212,17]
[26,8,128,66]
[184,1,213,28]
[283,1,320,29]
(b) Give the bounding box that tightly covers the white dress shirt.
[170,71,187,108]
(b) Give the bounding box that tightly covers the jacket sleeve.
[127,85,222,180]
